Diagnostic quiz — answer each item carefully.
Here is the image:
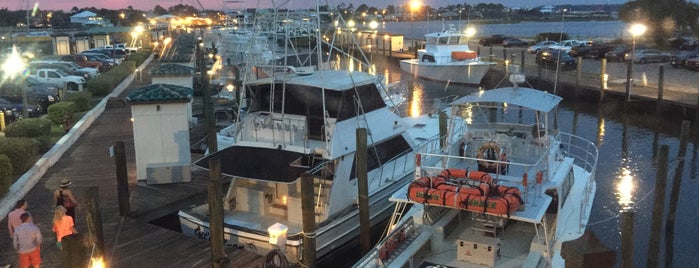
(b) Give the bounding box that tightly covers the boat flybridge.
[354,86,598,268]
[179,66,453,263]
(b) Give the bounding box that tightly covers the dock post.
[439,111,447,148]
[489,47,493,61]
[502,48,506,61]
[576,56,582,85]
[621,211,635,268]
[301,172,317,267]
[84,186,105,260]
[208,157,226,267]
[600,59,607,101]
[657,65,664,115]
[665,121,690,268]
[625,60,632,109]
[520,53,525,73]
[113,141,129,216]
[388,38,392,57]
[477,46,480,57]
[356,128,371,255]
[647,145,669,267]
[696,85,699,128]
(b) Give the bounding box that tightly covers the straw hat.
[60,179,72,187]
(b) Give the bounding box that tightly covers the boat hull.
[178,172,412,262]
[399,59,495,85]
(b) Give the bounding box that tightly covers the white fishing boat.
[400,27,495,85]
[354,85,598,267]
[399,26,496,85]
[178,66,455,262]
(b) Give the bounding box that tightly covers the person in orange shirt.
[51,206,76,250]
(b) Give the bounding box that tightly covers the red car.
[685,57,699,71]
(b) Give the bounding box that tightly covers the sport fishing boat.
[354,85,598,267]
[399,26,496,85]
[178,66,453,262]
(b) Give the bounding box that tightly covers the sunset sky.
[3,0,634,12]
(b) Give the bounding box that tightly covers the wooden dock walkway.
[0,59,266,267]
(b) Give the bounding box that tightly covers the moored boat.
[399,26,496,85]
[354,85,598,268]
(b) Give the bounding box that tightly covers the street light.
[625,23,647,103]
[2,45,28,118]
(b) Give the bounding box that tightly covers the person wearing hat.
[53,179,77,221]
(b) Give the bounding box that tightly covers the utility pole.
[199,35,225,267]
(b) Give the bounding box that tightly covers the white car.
[527,41,558,54]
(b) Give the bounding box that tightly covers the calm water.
[367,43,699,266]
[373,19,628,40]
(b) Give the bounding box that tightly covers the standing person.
[51,206,76,250]
[54,179,77,221]
[13,213,41,268]
[7,199,31,238]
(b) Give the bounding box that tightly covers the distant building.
[70,11,113,27]
[540,5,555,14]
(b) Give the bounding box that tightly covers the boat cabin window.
[426,37,437,45]
[448,36,460,45]
[247,82,386,121]
[438,37,448,44]
[421,55,436,63]
[350,135,412,179]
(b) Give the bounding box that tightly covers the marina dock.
[0,58,269,267]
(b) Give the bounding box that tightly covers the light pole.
[2,45,28,118]
[626,23,647,103]
[410,0,421,35]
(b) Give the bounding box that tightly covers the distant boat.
[399,26,496,85]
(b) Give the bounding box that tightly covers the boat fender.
[536,171,543,184]
[522,173,528,187]
[264,249,289,268]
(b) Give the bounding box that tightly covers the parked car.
[669,50,699,68]
[569,40,617,59]
[684,57,699,71]
[527,41,558,54]
[604,44,647,62]
[29,60,99,79]
[625,49,671,63]
[503,38,527,47]
[479,34,507,46]
[536,49,577,70]
[84,48,128,60]
[667,37,697,50]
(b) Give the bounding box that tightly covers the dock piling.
[356,128,371,254]
[647,145,669,267]
[84,186,105,260]
[621,211,635,268]
[301,172,317,267]
[113,141,129,216]
[657,66,664,115]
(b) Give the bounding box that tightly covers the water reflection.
[616,168,636,210]
[409,83,423,117]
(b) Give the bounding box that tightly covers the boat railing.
[555,132,598,230]
[237,113,309,148]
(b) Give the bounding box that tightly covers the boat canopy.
[194,146,309,183]
[450,87,562,113]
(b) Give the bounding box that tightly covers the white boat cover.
[450,87,562,113]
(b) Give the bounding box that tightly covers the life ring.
[477,141,508,173]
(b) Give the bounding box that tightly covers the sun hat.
[60,179,72,187]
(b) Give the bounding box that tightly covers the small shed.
[52,34,71,55]
[149,63,195,125]
[126,84,193,184]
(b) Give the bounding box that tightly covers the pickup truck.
[28,68,86,92]
[30,60,99,79]
[61,54,104,71]
[569,41,617,59]
[104,43,138,54]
